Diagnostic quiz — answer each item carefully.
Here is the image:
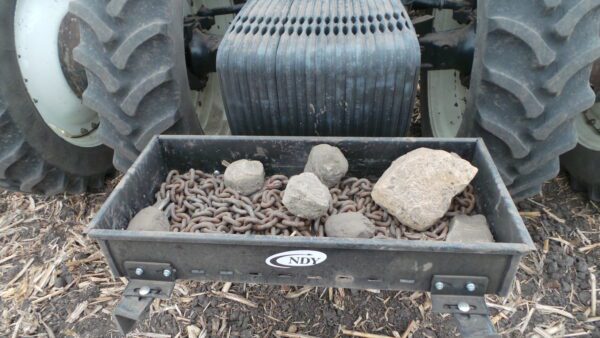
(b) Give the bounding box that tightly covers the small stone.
[558,256,575,268]
[579,291,591,303]
[287,324,298,333]
[53,275,66,288]
[128,207,170,231]
[446,214,494,243]
[186,325,202,338]
[282,173,331,219]
[561,280,572,292]
[372,148,478,231]
[304,144,349,187]
[576,261,588,273]
[61,266,74,284]
[325,212,376,238]
[575,313,588,322]
[224,159,265,195]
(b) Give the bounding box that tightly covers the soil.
[1,174,598,338]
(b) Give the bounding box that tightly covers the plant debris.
[0,175,598,337]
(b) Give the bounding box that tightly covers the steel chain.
[156,169,476,240]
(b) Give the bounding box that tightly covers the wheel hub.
[58,13,88,99]
[574,60,600,152]
[14,0,101,147]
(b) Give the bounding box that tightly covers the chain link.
[155,169,476,240]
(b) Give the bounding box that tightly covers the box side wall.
[105,238,514,294]
[471,141,534,247]
[160,136,477,178]
[94,138,169,230]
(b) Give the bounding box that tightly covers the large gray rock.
[371,147,478,231]
[128,207,170,231]
[282,173,331,219]
[304,144,349,187]
[446,214,494,243]
[325,212,376,238]
[224,159,265,195]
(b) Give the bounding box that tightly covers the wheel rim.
[575,102,600,151]
[188,0,231,135]
[14,0,101,147]
[193,74,230,135]
[425,9,469,138]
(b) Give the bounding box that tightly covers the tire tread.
[465,0,600,199]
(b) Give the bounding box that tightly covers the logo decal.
[265,250,327,269]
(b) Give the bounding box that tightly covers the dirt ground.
[0,172,598,338]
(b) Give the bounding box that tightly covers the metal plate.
[124,261,176,281]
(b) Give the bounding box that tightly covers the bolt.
[465,282,476,292]
[135,267,144,276]
[434,281,444,291]
[163,269,172,278]
[138,286,151,296]
[458,302,470,313]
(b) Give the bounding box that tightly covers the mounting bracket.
[430,275,500,338]
[113,262,176,334]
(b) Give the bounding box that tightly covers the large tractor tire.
[0,0,113,194]
[69,0,205,172]
[421,1,600,201]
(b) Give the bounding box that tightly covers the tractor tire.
[561,101,600,201]
[422,1,600,201]
[0,0,113,194]
[69,0,204,172]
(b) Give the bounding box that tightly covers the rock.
[61,265,74,284]
[128,207,170,231]
[186,325,202,338]
[576,261,588,273]
[287,324,298,333]
[325,212,376,238]
[446,214,494,243]
[558,256,575,267]
[580,291,591,303]
[53,275,66,288]
[372,147,478,231]
[224,159,265,195]
[304,144,349,187]
[282,173,331,219]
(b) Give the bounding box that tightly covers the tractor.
[1,0,599,201]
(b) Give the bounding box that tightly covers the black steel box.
[89,136,533,297]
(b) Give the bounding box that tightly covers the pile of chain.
[156,169,476,240]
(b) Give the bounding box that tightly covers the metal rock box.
[88,135,534,336]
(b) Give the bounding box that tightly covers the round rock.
[127,206,170,231]
[304,144,349,187]
[224,159,265,195]
[325,212,376,238]
[282,172,331,220]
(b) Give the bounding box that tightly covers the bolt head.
[135,267,144,276]
[458,302,470,313]
[434,281,444,290]
[163,269,172,277]
[138,286,151,296]
[465,282,476,292]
